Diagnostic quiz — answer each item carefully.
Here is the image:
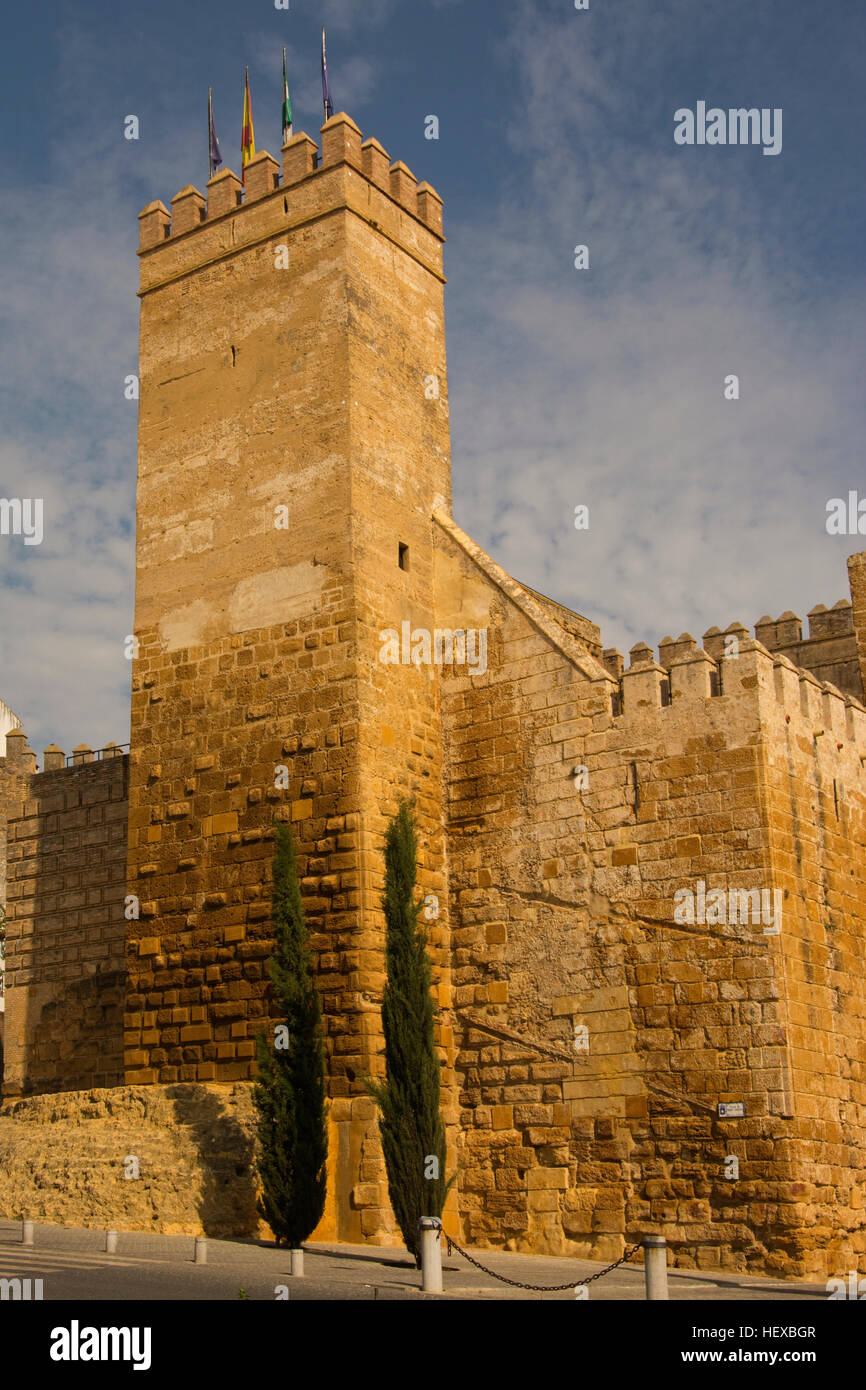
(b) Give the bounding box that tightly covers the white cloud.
[443,1,866,662]
[1,1,863,760]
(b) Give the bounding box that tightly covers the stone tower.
[127,114,455,1242]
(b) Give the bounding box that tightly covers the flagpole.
[208,87,214,181]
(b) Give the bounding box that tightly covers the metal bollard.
[643,1235,669,1300]
[22,1219,34,1246]
[105,1230,118,1254]
[418,1217,443,1294]
[194,1236,207,1265]
[290,1248,304,1277]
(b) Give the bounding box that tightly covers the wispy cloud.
[0,24,182,753]
[1,1,862,757]
[444,0,866,659]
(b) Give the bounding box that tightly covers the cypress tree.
[253,821,328,1247]
[366,798,450,1265]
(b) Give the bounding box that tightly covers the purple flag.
[321,27,334,122]
[209,87,223,178]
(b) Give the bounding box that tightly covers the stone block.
[203,813,238,836]
[526,1168,570,1191]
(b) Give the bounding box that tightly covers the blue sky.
[0,0,864,753]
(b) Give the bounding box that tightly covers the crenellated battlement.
[137,112,444,293]
[608,627,866,753]
[604,574,865,720]
[0,733,127,776]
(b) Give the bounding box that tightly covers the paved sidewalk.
[0,1219,827,1300]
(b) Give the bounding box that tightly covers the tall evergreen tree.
[366,799,450,1265]
[253,822,328,1247]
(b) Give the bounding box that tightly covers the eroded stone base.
[0,1083,263,1238]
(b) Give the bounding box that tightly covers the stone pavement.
[0,1220,828,1301]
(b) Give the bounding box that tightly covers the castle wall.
[435,517,637,1258]
[605,643,866,1276]
[436,520,866,1277]
[3,755,128,1096]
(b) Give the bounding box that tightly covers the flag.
[241,66,255,184]
[208,87,223,179]
[321,28,334,122]
[282,47,293,145]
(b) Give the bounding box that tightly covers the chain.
[443,1235,643,1292]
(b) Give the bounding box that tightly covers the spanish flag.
[241,67,255,183]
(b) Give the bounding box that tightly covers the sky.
[0,0,864,754]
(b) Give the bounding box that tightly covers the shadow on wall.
[7,754,130,1098]
[16,973,125,1096]
[167,1083,261,1239]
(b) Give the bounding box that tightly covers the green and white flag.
[282,47,293,145]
